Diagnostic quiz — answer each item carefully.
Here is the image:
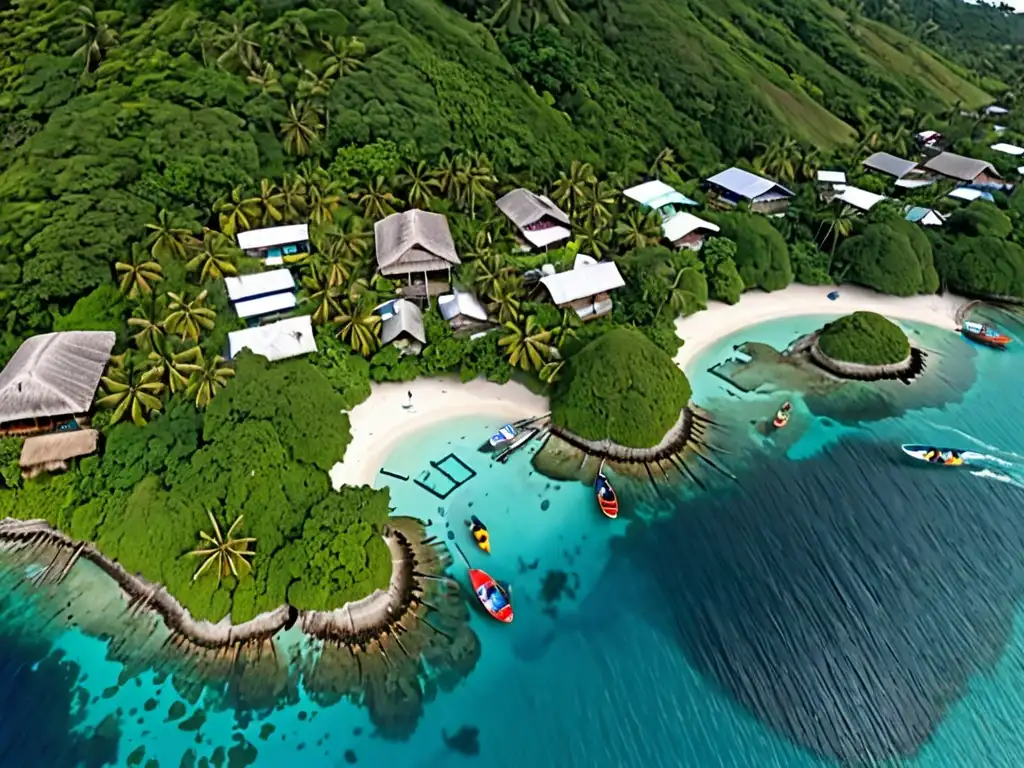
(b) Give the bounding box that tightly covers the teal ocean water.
[3,307,1024,767]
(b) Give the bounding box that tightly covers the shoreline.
[330,375,550,489]
[673,285,966,375]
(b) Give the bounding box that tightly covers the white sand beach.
[330,376,549,489]
[673,284,966,374]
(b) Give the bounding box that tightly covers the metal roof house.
[374,210,460,306]
[228,315,317,362]
[623,180,698,217]
[862,152,918,179]
[540,254,625,321]
[224,269,297,322]
[496,189,571,250]
[923,152,1002,186]
[703,168,793,215]
[438,289,489,333]
[905,207,946,227]
[947,187,995,203]
[991,143,1024,158]
[236,224,309,266]
[377,299,426,355]
[836,186,887,212]
[0,331,115,436]
[662,213,720,251]
[20,428,100,479]
[816,170,847,201]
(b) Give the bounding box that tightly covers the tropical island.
[0,0,1023,739]
[818,312,912,367]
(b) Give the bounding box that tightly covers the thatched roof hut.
[374,210,460,276]
[19,428,100,478]
[0,332,115,428]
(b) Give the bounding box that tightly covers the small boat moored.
[487,424,518,449]
[466,515,490,554]
[469,568,513,623]
[901,444,966,466]
[773,401,792,429]
[961,320,1011,349]
[595,471,619,519]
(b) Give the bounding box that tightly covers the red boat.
[961,320,1011,349]
[595,472,619,519]
[773,401,792,429]
[469,568,513,623]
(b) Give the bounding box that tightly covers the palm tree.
[244,179,285,226]
[163,290,216,342]
[755,137,801,183]
[319,35,365,78]
[487,274,524,324]
[334,299,382,358]
[145,209,196,261]
[186,356,235,408]
[280,102,322,156]
[246,62,283,94]
[186,229,239,282]
[461,152,497,218]
[580,180,617,226]
[649,147,676,180]
[96,354,165,427]
[127,297,166,352]
[69,3,117,72]
[146,338,203,394]
[431,153,461,202]
[278,175,308,222]
[659,263,704,317]
[215,20,261,72]
[466,252,506,300]
[187,510,256,584]
[799,148,823,182]
[306,174,343,226]
[574,220,611,259]
[399,161,437,209]
[819,202,857,265]
[488,0,570,32]
[301,265,341,325]
[553,161,597,216]
[354,176,399,220]
[498,315,552,373]
[550,309,580,349]
[298,68,334,133]
[215,187,259,236]
[115,247,164,299]
[614,209,661,251]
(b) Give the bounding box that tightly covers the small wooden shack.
[496,188,572,250]
[374,210,461,306]
[19,428,100,479]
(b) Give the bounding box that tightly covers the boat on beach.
[595,471,619,519]
[486,424,518,450]
[468,568,513,623]
[960,320,1011,349]
[901,444,967,466]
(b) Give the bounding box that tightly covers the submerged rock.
[442,725,480,756]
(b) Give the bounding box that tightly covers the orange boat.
[773,401,792,429]
[961,321,1011,349]
[469,568,513,623]
[595,472,619,519]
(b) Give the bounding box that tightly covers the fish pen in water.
[413,453,477,499]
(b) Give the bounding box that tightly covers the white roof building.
[836,186,887,212]
[224,269,295,301]
[236,224,309,251]
[816,170,847,185]
[233,292,297,320]
[947,188,991,202]
[438,289,488,323]
[540,255,625,306]
[662,212,720,243]
[228,316,317,362]
[991,142,1024,157]
[984,105,1009,116]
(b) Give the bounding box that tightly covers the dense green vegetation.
[0,0,1023,618]
[818,311,911,366]
[0,354,392,623]
[550,328,692,449]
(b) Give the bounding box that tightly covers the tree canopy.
[834,220,939,297]
[818,311,911,366]
[934,237,1024,300]
[550,327,692,449]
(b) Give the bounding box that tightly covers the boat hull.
[595,473,619,519]
[901,444,966,466]
[962,323,1011,349]
[469,568,513,623]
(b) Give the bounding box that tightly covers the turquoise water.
[2,307,1024,766]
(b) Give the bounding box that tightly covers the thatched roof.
[374,210,460,275]
[19,429,100,468]
[496,188,570,229]
[923,152,1000,182]
[0,332,116,423]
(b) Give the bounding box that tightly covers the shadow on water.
[0,625,120,767]
[605,436,1024,764]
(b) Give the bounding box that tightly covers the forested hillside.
[0,0,1015,357]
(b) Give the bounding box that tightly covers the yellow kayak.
[466,516,490,554]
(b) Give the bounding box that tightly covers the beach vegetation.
[700,238,745,305]
[707,214,792,292]
[934,238,1024,300]
[187,511,257,584]
[550,328,692,449]
[833,221,938,297]
[947,202,1013,240]
[818,312,911,366]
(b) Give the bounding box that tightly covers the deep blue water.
[2,307,1024,767]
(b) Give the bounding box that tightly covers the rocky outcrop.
[806,333,924,384]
